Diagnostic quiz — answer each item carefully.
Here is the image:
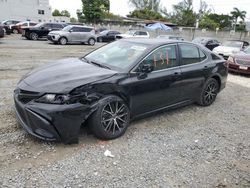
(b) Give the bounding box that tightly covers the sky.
[49,0,250,20]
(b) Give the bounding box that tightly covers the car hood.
[213,46,240,53]
[18,58,117,93]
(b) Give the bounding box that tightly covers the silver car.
[47,25,96,45]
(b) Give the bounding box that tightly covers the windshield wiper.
[82,57,111,70]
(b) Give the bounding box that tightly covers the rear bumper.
[228,63,250,75]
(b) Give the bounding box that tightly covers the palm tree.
[230,7,247,31]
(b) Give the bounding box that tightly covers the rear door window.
[179,44,206,65]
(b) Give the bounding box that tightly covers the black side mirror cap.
[141,64,154,73]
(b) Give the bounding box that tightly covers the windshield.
[35,23,44,27]
[62,25,73,31]
[84,41,149,70]
[125,31,135,35]
[100,30,109,35]
[223,41,242,48]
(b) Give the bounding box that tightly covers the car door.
[40,23,52,37]
[69,27,81,42]
[125,44,183,116]
[79,27,91,42]
[178,43,209,101]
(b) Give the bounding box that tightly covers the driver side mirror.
[69,29,73,33]
[141,64,154,73]
[137,63,154,79]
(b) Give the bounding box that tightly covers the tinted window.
[180,44,201,65]
[143,45,177,71]
[211,53,221,60]
[43,23,52,28]
[52,24,63,29]
[139,31,147,35]
[80,27,93,32]
[199,49,207,61]
[71,27,80,32]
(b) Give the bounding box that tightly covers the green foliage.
[76,9,85,23]
[205,14,232,29]
[52,9,71,18]
[82,0,110,23]
[70,17,78,23]
[61,10,71,18]
[199,14,219,30]
[129,0,161,12]
[127,9,166,20]
[52,9,61,16]
[103,12,123,21]
[171,0,197,27]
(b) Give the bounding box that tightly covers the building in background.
[0,0,69,23]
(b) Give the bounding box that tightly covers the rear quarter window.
[180,44,207,65]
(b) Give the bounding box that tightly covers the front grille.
[236,59,250,66]
[16,89,41,104]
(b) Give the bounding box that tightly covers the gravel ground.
[0,35,250,188]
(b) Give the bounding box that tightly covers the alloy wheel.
[30,33,38,40]
[101,101,129,135]
[60,37,67,45]
[89,38,95,45]
[204,82,218,104]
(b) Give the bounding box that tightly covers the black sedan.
[97,30,121,42]
[14,39,228,144]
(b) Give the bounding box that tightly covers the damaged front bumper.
[14,91,95,144]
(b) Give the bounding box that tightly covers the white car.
[116,30,150,39]
[213,40,249,59]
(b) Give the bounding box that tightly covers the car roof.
[69,25,93,28]
[226,40,248,42]
[122,38,190,46]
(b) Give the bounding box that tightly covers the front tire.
[198,78,219,106]
[59,37,67,45]
[89,95,130,140]
[30,32,38,40]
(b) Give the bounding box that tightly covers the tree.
[61,10,71,18]
[206,14,233,29]
[171,0,196,26]
[199,14,219,30]
[197,0,211,20]
[52,9,61,16]
[81,0,110,23]
[230,7,247,30]
[127,9,166,20]
[70,17,78,23]
[129,0,161,12]
[76,9,85,23]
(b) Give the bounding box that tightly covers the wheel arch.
[210,74,222,91]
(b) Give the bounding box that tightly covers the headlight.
[36,94,69,104]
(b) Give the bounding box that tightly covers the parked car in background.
[95,27,107,34]
[157,35,184,41]
[227,46,250,75]
[192,37,220,51]
[47,25,96,45]
[97,30,121,42]
[213,40,249,60]
[22,22,67,40]
[14,39,228,144]
[116,30,150,39]
[0,24,4,38]
[1,20,20,35]
[11,21,37,34]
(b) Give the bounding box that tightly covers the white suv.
[116,30,150,39]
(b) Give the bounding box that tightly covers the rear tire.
[59,37,67,45]
[88,38,96,46]
[89,95,130,140]
[30,32,38,40]
[197,78,219,106]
